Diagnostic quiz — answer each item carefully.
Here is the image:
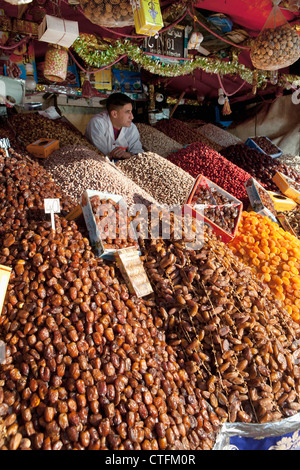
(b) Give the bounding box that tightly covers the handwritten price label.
[44,198,60,231]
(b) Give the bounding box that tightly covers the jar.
[44,45,68,82]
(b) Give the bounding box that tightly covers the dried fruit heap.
[0,148,221,450]
[229,211,300,323]
[140,207,300,425]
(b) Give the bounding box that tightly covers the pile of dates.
[0,147,221,450]
[192,185,240,233]
[140,206,300,425]
[90,195,138,250]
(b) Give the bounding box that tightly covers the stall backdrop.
[0,0,299,151]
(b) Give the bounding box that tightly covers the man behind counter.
[85,92,143,160]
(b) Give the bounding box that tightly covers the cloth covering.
[85,110,143,156]
[229,95,300,156]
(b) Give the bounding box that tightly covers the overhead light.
[4,0,32,4]
[218,88,226,105]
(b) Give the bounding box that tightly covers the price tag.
[44,198,61,231]
[0,137,10,157]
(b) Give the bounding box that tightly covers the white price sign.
[44,198,61,231]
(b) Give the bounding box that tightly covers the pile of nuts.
[255,185,277,216]
[154,118,223,152]
[79,0,134,27]
[166,142,252,205]
[280,207,300,238]
[90,196,138,250]
[192,186,240,233]
[197,124,242,149]
[117,151,195,206]
[7,114,101,156]
[251,137,280,156]
[250,24,300,70]
[135,123,183,158]
[43,145,158,207]
[140,207,300,424]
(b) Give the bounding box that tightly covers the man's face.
[111,103,133,129]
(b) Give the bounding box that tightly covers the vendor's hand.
[109,147,132,160]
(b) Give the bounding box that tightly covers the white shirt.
[85,110,143,156]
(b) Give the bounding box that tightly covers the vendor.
[85,92,143,160]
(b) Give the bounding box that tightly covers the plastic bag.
[80,0,134,28]
[250,0,300,70]
[213,413,300,450]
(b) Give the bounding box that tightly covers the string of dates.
[138,206,300,425]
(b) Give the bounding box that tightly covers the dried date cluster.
[140,206,300,425]
[251,137,280,156]
[0,148,222,450]
[90,196,138,250]
[193,186,240,232]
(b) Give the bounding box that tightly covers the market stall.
[0,0,300,454]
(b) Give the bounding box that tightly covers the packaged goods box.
[26,138,59,159]
[245,177,278,224]
[245,136,282,159]
[273,171,300,204]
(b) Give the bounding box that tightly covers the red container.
[185,174,243,243]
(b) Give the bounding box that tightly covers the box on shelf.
[80,69,112,91]
[245,177,278,223]
[132,0,163,36]
[267,191,297,212]
[0,264,11,315]
[115,246,153,298]
[185,174,243,243]
[112,69,142,94]
[80,189,139,259]
[3,41,37,83]
[26,138,59,159]
[38,14,79,48]
[272,171,300,204]
[245,136,282,158]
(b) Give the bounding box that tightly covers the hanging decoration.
[222,96,232,115]
[72,34,300,92]
[44,45,69,82]
[72,34,264,85]
[132,0,164,36]
[79,0,134,28]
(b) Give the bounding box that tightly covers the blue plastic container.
[245,136,282,159]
